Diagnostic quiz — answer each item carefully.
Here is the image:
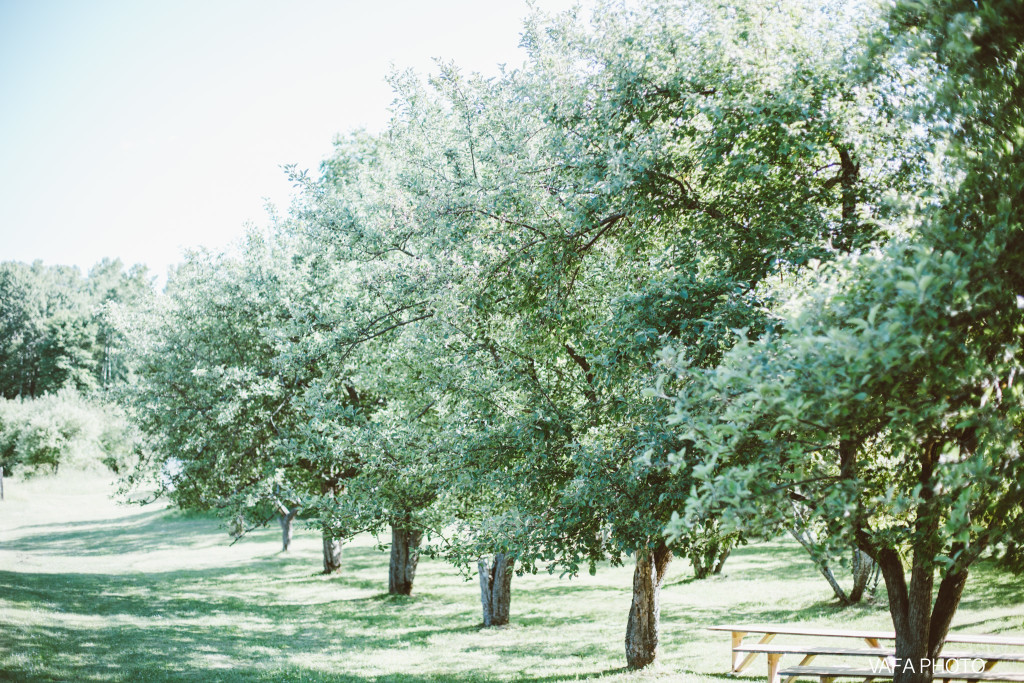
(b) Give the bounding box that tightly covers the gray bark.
[479,553,513,627]
[322,528,342,574]
[278,506,299,552]
[789,525,878,605]
[870,443,967,683]
[228,514,244,539]
[847,548,875,604]
[690,533,735,578]
[320,479,341,573]
[713,546,731,574]
[625,543,673,669]
[878,547,935,683]
[388,523,422,595]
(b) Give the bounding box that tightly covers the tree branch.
[564,342,597,404]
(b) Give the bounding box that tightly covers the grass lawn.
[1,471,1022,682]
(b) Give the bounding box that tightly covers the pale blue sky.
[0,0,579,280]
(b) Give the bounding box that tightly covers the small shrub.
[0,389,136,477]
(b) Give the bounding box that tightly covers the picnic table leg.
[784,654,818,683]
[984,660,997,672]
[731,632,747,672]
[733,632,776,673]
[864,636,896,671]
[768,653,783,683]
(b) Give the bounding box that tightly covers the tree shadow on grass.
[0,568,453,680]
[11,508,167,531]
[0,600,629,683]
[957,560,1024,611]
[0,557,640,683]
[2,507,237,556]
[21,509,1009,682]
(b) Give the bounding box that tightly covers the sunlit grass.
[1,471,1022,681]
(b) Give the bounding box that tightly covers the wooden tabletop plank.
[950,635,1024,647]
[734,645,890,655]
[735,645,1024,662]
[709,625,894,639]
[710,625,1024,648]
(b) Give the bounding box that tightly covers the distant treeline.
[0,259,153,399]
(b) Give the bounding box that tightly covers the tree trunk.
[278,507,299,552]
[712,545,731,574]
[320,479,341,574]
[847,548,874,604]
[687,526,736,579]
[322,527,342,574]
[929,569,969,657]
[871,443,969,683]
[625,542,673,669]
[690,539,733,578]
[691,548,710,579]
[835,144,860,252]
[228,514,244,539]
[388,523,422,595]
[479,553,514,627]
[878,547,933,683]
[877,557,970,683]
[791,526,878,605]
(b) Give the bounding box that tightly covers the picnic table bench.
[778,665,1024,683]
[709,624,1024,683]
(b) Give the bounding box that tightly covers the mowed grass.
[1,472,1022,682]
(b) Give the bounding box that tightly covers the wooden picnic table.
[734,644,1024,683]
[709,624,896,673]
[709,624,1024,682]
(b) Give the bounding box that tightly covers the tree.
[281,134,449,592]
[119,234,327,556]
[38,313,98,395]
[662,3,1024,682]
[87,258,154,389]
[0,261,87,399]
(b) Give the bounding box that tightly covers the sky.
[0,0,581,281]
